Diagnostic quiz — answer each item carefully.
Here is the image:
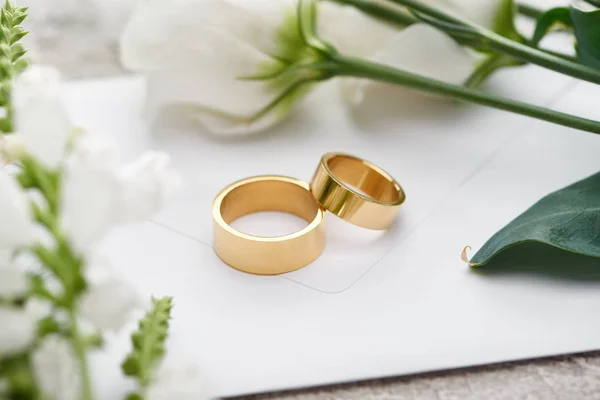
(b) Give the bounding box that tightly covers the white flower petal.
[0,306,36,357]
[0,264,29,300]
[79,256,142,332]
[421,0,507,30]
[13,66,70,168]
[118,152,181,222]
[145,67,301,135]
[572,0,598,11]
[80,280,142,332]
[342,24,478,106]
[318,1,399,58]
[0,133,26,162]
[121,0,277,73]
[60,137,122,251]
[32,335,80,400]
[0,172,37,250]
[25,298,53,320]
[121,0,309,135]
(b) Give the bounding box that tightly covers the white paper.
[62,64,600,398]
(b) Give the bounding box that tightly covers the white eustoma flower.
[32,335,80,400]
[121,0,317,135]
[0,172,38,251]
[79,254,143,332]
[0,306,37,357]
[60,136,180,251]
[146,361,213,400]
[13,65,70,167]
[320,0,516,106]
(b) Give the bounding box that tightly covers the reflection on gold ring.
[213,176,326,275]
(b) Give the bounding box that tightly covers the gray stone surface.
[235,353,600,400]
[24,1,600,399]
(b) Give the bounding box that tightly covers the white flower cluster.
[0,65,210,400]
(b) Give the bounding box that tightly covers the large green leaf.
[469,171,600,267]
[570,5,600,69]
[531,7,573,46]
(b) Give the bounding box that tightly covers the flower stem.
[517,3,544,20]
[383,0,600,85]
[329,54,600,134]
[329,0,417,26]
[482,32,600,83]
[69,308,95,400]
[332,0,597,84]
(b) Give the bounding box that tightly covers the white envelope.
[61,61,600,398]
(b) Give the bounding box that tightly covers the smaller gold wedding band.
[213,176,325,275]
[310,152,405,230]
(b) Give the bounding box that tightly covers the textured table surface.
[23,1,600,399]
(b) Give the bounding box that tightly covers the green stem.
[330,54,600,134]
[383,0,600,85]
[385,0,475,25]
[332,0,579,70]
[329,0,417,26]
[69,308,94,400]
[517,3,544,20]
[534,46,577,63]
[483,32,600,83]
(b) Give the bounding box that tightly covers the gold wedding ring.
[310,152,405,230]
[213,176,326,275]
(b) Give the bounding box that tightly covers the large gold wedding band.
[213,176,326,275]
[310,152,406,230]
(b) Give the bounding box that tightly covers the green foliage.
[465,54,526,88]
[37,316,61,337]
[469,171,600,267]
[0,0,28,133]
[0,354,39,399]
[239,0,334,125]
[531,7,573,46]
[121,297,173,390]
[530,5,600,69]
[570,6,600,69]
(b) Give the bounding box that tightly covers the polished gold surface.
[213,176,326,275]
[310,152,406,230]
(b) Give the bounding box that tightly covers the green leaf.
[531,7,573,46]
[121,297,173,387]
[0,0,28,133]
[37,316,61,337]
[570,6,600,69]
[80,332,104,348]
[469,171,600,267]
[465,54,526,88]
